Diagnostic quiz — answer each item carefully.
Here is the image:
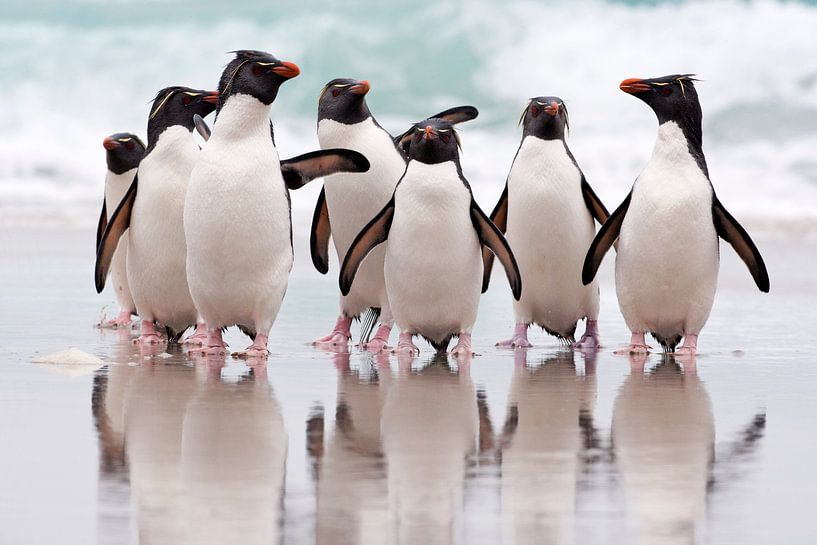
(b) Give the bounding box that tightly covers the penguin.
[486,97,609,349]
[312,76,479,351]
[183,50,370,358]
[96,132,145,329]
[582,75,769,355]
[339,118,522,356]
[95,86,219,344]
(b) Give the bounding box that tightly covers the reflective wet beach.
[1,228,816,545]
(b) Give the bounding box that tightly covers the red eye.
[252,65,264,77]
[414,131,422,142]
[441,133,450,144]
[125,141,135,151]
[530,105,540,117]
[182,95,192,105]
[332,89,341,97]
[659,87,673,96]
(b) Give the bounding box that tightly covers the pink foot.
[98,309,135,329]
[133,320,165,345]
[182,322,209,346]
[450,332,475,357]
[187,327,228,357]
[573,319,601,350]
[313,315,352,347]
[614,331,651,355]
[391,332,419,355]
[233,333,269,359]
[675,333,698,355]
[362,324,392,352]
[496,323,532,349]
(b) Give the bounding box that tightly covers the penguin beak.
[620,78,652,94]
[544,101,560,116]
[272,61,301,79]
[349,80,370,96]
[102,136,120,150]
[201,91,219,104]
[424,125,437,140]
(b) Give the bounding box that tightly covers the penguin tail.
[651,333,682,353]
[237,325,257,341]
[426,335,453,355]
[543,324,577,345]
[165,326,187,344]
[359,307,381,344]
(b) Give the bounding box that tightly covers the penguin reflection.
[499,349,598,545]
[178,362,287,545]
[613,356,713,545]
[380,354,481,545]
[314,352,390,545]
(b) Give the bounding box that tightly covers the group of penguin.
[95,49,770,359]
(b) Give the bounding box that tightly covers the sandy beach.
[0,225,815,545]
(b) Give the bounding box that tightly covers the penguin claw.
[97,310,136,330]
[572,335,601,350]
[450,333,475,357]
[182,323,209,346]
[496,336,533,349]
[614,343,651,355]
[362,338,390,352]
[232,348,269,359]
[133,332,165,346]
[312,332,351,347]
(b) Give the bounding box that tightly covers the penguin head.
[102,132,146,174]
[404,118,461,165]
[620,74,701,126]
[318,78,372,124]
[218,50,300,110]
[147,86,218,143]
[519,96,569,140]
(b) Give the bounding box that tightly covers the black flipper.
[339,197,395,296]
[394,105,479,153]
[581,175,610,225]
[582,191,632,286]
[712,196,770,292]
[193,114,211,141]
[481,183,508,292]
[96,198,107,250]
[280,149,369,191]
[470,199,522,300]
[95,177,137,293]
[310,186,331,274]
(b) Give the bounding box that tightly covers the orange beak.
[543,101,559,116]
[272,61,301,79]
[102,136,120,150]
[349,80,370,95]
[201,91,219,104]
[620,78,651,94]
[424,125,436,140]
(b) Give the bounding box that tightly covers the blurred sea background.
[2,0,816,239]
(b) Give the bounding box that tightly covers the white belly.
[505,137,599,336]
[615,122,719,341]
[104,168,137,312]
[384,161,482,344]
[126,127,198,331]
[318,118,405,317]
[185,95,292,334]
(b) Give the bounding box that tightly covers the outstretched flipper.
[339,197,395,296]
[481,183,509,292]
[394,105,479,153]
[193,114,211,141]
[96,199,107,250]
[581,175,610,225]
[582,191,632,285]
[280,148,369,191]
[310,186,331,274]
[95,178,137,293]
[470,199,522,300]
[712,197,770,292]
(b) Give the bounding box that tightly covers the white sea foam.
[1,0,816,233]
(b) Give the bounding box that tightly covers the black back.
[104,132,146,174]
[520,96,569,141]
[217,50,299,113]
[317,78,373,125]
[146,86,217,153]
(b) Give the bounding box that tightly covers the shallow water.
[1,228,816,545]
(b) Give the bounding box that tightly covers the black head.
[621,74,707,174]
[519,96,569,140]
[318,78,372,124]
[217,50,300,111]
[146,86,218,147]
[103,132,146,174]
[405,118,461,165]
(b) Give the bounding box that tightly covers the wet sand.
[0,226,816,545]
